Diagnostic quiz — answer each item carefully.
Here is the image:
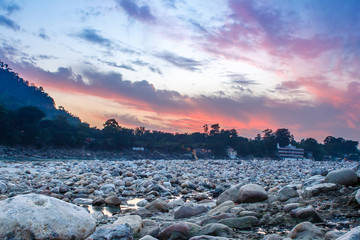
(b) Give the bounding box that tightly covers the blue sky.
[1,0,360,142]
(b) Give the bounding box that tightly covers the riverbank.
[1,158,360,239]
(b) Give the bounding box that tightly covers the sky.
[1,0,360,142]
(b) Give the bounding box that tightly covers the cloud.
[116,0,155,23]
[38,28,50,40]
[132,59,149,66]
[227,74,258,86]
[98,59,135,71]
[74,28,112,48]
[0,0,21,15]
[149,66,162,75]
[157,51,202,71]
[0,15,20,31]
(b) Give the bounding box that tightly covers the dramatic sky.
[1,0,360,142]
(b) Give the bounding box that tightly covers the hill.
[0,61,80,125]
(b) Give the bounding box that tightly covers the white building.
[277,143,304,160]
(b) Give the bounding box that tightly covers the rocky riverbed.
[1,159,360,239]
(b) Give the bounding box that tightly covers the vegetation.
[0,61,359,160]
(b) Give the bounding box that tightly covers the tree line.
[0,105,358,160]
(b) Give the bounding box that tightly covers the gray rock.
[278,186,299,202]
[0,194,96,240]
[238,184,268,203]
[208,200,234,216]
[310,168,328,176]
[263,234,283,240]
[216,186,240,205]
[289,221,323,240]
[174,204,209,219]
[139,236,158,240]
[88,223,133,240]
[195,223,233,237]
[336,226,360,240]
[284,203,300,213]
[302,183,338,198]
[73,198,93,205]
[145,199,169,213]
[355,189,360,205]
[219,216,258,229]
[303,175,325,187]
[114,215,143,233]
[324,230,344,239]
[200,213,236,226]
[100,183,116,194]
[158,222,190,240]
[190,236,229,240]
[105,196,122,205]
[290,206,322,222]
[324,168,358,186]
[0,181,7,194]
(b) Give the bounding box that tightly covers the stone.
[208,200,234,216]
[303,175,325,187]
[200,213,236,226]
[289,221,323,240]
[88,223,133,240]
[219,216,258,229]
[190,236,229,240]
[195,223,233,237]
[336,226,360,239]
[92,196,105,206]
[302,183,338,198]
[145,199,169,213]
[284,203,300,213]
[310,168,328,176]
[290,206,322,222]
[0,194,95,240]
[278,186,299,202]
[100,183,116,194]
[131,207,153,218]
[114,215,143,233]
[324,168,358,186]
[355,189,360,205]
[73,197,93,205]
[238,184,268,203]
[105,195,122,205]
[139,236,158,240]
[0,181,7,194]
[137,199,149,207]
[324,230,344,239]
[174,204,209,219]
[263,234,283,240]
[158,222,191,240]
[216,186,240,205]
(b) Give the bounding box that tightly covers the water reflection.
[87,198,145,217]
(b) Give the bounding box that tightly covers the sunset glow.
[1,0,360,141]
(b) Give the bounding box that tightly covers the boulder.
[324,168,358,186]
[100,183,116,194]
[195,223,233,237]
[174,204,209,219]
[289,221,323,240]
[114,215,143,233]
[0,181,7,194]
[139,236,158,240]
[0,194,96,240]
[278,186,299,202]
[216,186,240,205]
[190,236,229,240]
[302,183,338,199]
[88,223,133,240]
[355,189,360,205]
[290,206,322,222]
[105,195,122,205]
[238,184,268,203]
[263,234,283,240]
[158,222,190,240]
[208,200,234,216]
[219,216,258,229]
[145,199,169,213]
[200,213,236,226]
[336,226,360,239]
[283,203,300,213]
[73,198,93,205]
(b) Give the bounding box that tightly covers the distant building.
[132,147,144,151]
[277,143,304,160]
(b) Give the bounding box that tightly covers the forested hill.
[0,61,80,125]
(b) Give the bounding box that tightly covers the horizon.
[1,0,360,143]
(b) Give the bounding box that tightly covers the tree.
[210,123,220,135]
[299,138,324,160]
[275,128,292,147]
